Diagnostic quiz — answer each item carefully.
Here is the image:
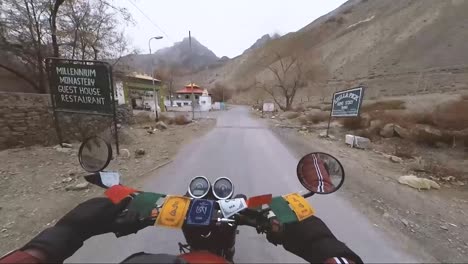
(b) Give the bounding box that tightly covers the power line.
[126,0,174,42]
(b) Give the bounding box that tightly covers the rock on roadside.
[155,121,168,130]
[380,123,395,138]
[65,182,89,191]
[135,148,146,157]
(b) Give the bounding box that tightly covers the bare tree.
[258,52,306,111]
[0,0,132,93]
[210,82,233,103]
[154,61,181,106]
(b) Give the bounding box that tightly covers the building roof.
[185,83,200,88]
[176,86,205,94]
[127,72,161,82]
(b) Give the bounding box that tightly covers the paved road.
[68,106,417,263]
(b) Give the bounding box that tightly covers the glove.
[22,197,131,262]
[267,216,363,263]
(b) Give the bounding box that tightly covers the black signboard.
[331,86,364,117]
[46,58,119,154]
[50,62,112,113]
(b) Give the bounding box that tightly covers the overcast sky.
[118,0,346,58]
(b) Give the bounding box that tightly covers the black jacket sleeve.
[278,216,363,263]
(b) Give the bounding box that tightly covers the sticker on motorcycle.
[218,198,247,218]
[156,195,191,228]
[99,171,120,187]
[283,193,315,221]
[186,199,214,226]
[247,194,272,208]
[269,196,298,224]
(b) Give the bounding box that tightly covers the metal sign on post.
[326,86,365,136]
[262,102,274,117]
[262,103,275,112]
[46,58,119,154]
[331,86,365,117]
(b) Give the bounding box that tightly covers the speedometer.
[212,177,234,200]
[188,176,211,198]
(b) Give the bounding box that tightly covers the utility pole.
[148,36,163,122]
[189,31,195,120]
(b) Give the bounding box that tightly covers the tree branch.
[0,63,41,92]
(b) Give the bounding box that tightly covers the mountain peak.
[118,36,219,75]
[243,33,281,54]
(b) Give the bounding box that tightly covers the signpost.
[326,86,365,136]
[262,102,274,117]
[46,58,119,154]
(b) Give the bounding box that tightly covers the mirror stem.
[302,192,315,198]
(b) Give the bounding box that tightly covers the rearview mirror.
[78,136,112,172]
[297,152,344,195]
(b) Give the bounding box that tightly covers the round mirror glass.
[297,152,344,194]
[78,137,112,172]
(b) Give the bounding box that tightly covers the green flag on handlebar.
[270,196,298,224]
[128,192,165,217]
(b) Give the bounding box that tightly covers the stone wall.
[0,92,133,150]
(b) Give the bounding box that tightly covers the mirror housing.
[297,152,345,195]
[78,136,112,172]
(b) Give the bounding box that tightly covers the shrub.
[174,115,191,125]
[158,114,173,125]
[286,112,301,119]
[299,116,308,125]
[393,144,415,159]
[306,112,329,124]
[134,112,153,124]
[362,100,406,112]
[293,105,305,112]
[340,117,364,129]
[432,100,468,130]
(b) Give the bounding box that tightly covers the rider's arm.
[268,215,363,264]
[0,249,44,264]
[0,197,130,263]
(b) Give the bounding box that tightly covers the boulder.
[389,155,403,163]
[369,119,383,132]
[380,123,395,138]
[119,149,131,159]
[412,124,443,140]
[61,143,73,148]
[66,182,89,191]
[135,148,146,157]
[398,175,440,190]
[407,157,427,172]
[394,125,410,139]
[345,134,371,149]
[155,121,168,130]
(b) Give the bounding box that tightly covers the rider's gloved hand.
[21,197,130,263]
[267,215,362,263]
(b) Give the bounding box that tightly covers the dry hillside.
[183,0,468,102]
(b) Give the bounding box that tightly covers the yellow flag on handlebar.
[283,193,315,221]
[156,195,191,229]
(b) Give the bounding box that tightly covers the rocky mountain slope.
[183,0,468,101]
[118,37,220,75]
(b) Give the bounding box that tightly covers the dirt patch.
[268,120,468,262]
[0,119,215,255]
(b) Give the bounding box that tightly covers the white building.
[165,83,212,112]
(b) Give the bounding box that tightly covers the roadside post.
[326,86,365,137]
[46,58,120,154]
[262,102,274,118]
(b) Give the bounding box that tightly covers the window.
[177,102,182,107]
[195,95,199,100]
[183,102,189,106]
[201,101,206,104]
[185,95,190,99]
[166,96,169,100]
